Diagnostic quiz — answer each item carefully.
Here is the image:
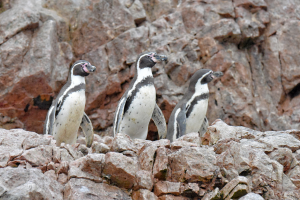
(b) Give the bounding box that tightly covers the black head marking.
[72,60,96,77]
[188,69,213,92]
[136,52,168,70]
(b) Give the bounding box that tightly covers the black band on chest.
[55,84,85,117]
[123,76,154,115]
[186,93,209,118]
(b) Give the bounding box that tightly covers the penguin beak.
[212,71,223,78]
[153,54,168,63]
[84,64,96,73]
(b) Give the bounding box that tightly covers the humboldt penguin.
[113,52,168,140]
[43,60,96,147]
[166,69,223,142]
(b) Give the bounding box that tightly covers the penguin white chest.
[185,98,208,134]
[54,90,86,146]
[120,85,156,139]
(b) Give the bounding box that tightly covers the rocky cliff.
[0,0,300,137]
[0,120,300,199]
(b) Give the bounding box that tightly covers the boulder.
[68,154,105,183]
[102,152,138,189]
[132,189,158,200]
[238,192,264,200]
[167,146,218,183]
[0,167,63,200]
[64,178,131,200]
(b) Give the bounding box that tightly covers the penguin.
[113,52,168,140]
[43,60,96,147]
[166,69,223,142]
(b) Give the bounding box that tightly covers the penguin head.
[189,69,223,92]
[71,60,96,77]
[136,52,168,70]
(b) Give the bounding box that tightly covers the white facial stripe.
[173,108,181,142]
[45,105,54,134]
[186,71,212,112]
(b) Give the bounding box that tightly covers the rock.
[167,146,218,182]
[44,169,57,181]
[268,148,299,172]
[0,0,299,140]
[278,20,300,93]
[102,152,138,189]
[0,129,33,167]
[58,148,74,162]
[22,134,51,150]
[216,140,285,198]
[154,181,181,196]
[257,132,300,152]
[57,173,68,185]
[287,165,300,188]
[170,140,198,150]
[132,189,158,200]
[202,188,220,200]
[128,0,147,25]
[134,139,151,152]
[235,6,267,40]
[180,183,200,197]
[239,193,264,200]
[134,170,154,190]
[18,145,52,167]
[68,154,105,183]
[196,18,241,43]
[111,133,136,152]
[60,144,85,160]
[177,132,200,144]
[198,37,220,64]
[152,139,171,148]
[106,26,149,72]
[153,147,169,180]
[92,142,110,154]
[233,0,267,8]
[138,143,159,172]
[64,178,131,200]
[225,184,249,199]
[158,195,191,200]
[0,1,39,45]
[205,119,256,145]
[218,176,250,199]
[0,167,63,200]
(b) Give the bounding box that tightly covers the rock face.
[0,0,300,137]
[1,122,300,199]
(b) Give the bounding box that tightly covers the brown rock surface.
[0,0,299,136]
[1,0,300,198]
[0,167,63,199]
[0,122,300,199]
[102,152,138,189]
[64,178,131,200]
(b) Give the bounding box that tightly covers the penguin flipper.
[175,105,187,139]
[80,112,94,148]
[113,96,127,136]
[199,116,209,137]
[43,104,56,135]
[152,103,167,139]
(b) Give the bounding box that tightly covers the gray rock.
[238,193,264,200]
[0,167,63,200]
[64,178,131,200]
